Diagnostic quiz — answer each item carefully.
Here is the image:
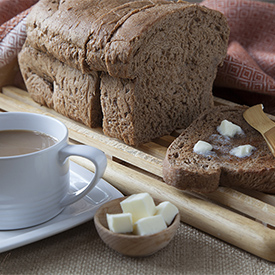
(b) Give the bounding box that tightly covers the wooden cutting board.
[1,86,275,262]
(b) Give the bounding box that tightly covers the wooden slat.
[235,188,275,207]
[201,187,275,227]
[213,96,241,107]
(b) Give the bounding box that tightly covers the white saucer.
[0,161,123,253]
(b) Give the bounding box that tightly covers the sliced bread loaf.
[163,106,275,193]
[20,0,229,145]
[18,42,102,127]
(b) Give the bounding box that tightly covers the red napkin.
[0,0,274,112]
[0,0,37,88]
[201,0,275,113]
[0,0,37,68]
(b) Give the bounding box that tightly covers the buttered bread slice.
[163,106,275,193]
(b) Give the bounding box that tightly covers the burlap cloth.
[1,221,275,275]
[1,0,275,274]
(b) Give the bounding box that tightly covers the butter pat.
[133,215,167,236]
[230,145,255,158]
[155,201,179,226]
[120,193,156,223]
[217,120,243,138]
[106,213,133,233]
[193,140,213,154]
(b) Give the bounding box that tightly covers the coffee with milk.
[0,130,57,157]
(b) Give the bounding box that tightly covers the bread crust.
[26,0,229,78]
[26,0,133,73]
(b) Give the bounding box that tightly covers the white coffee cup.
[0,112,107,230]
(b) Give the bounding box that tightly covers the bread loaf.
[19,0,230,145]
[163,106,275,193]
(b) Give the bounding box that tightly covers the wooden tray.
[1,86,275,262]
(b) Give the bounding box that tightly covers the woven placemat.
[0,221,274,275]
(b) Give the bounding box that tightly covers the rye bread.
[19,0,230,145]
[163,106,275,193]
[18,42,102,127]
[100,3,229,145]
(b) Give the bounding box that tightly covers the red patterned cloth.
[201,0,275,112]
[0,0,37,68]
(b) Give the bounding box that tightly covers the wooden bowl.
[94,196,180,257]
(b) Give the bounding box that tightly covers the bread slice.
[163,105,275,193]
[18,42,102,127]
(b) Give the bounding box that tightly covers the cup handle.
[58,144,107,207]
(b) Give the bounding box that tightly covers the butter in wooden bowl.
[94,193,180,257]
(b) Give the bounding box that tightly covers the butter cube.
[120,193,156,223]
[155,201,179,226]
[106,213,133,233]
[217,120,243,138]
[230,144,255,158]
[193,140,213,154]
[133,215,167,236]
